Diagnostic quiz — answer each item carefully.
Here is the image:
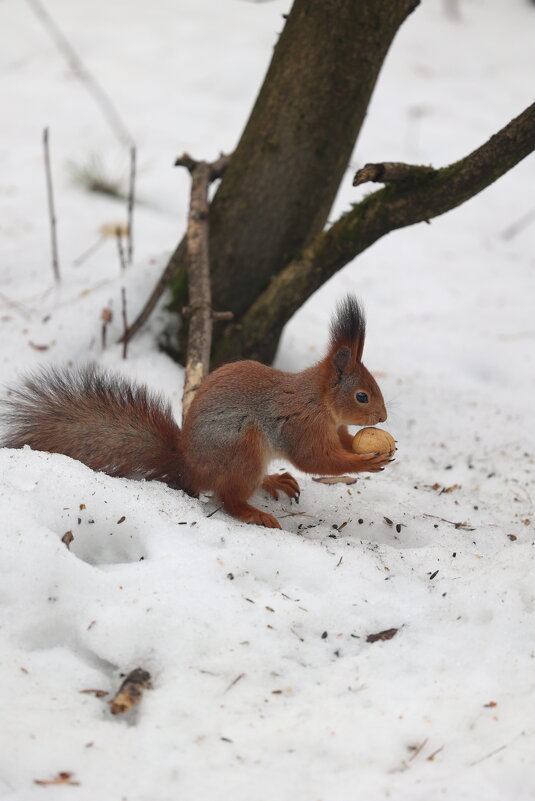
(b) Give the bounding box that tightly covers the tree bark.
[174,154,230,421]
[213,101,535,366]
[179,159,212,423]
[170,0,420,319]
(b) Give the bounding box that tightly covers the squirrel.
[1,295,390,529]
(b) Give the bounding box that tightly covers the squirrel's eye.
[356,392,369,404]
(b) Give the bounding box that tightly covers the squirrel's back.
[1,366,184,487]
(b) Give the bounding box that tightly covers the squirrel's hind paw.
[222,499,282,529]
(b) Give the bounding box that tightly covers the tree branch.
[119,236,187,345]
[353,161,434,185]
[120,153,230,345]
[179,156,212,422]
[176,153,233,421]
[214,101,535,365]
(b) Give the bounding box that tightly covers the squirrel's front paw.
[357,452,394,473]
[262,472,301,502]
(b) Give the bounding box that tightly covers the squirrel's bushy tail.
[1,365,184,488]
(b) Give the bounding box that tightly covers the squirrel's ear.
[356,335,364,363]
[330,295,366,364]
[332,346,352,376]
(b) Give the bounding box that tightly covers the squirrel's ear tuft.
[330,295,366,364]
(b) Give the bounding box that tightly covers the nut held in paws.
[352,427,396,455]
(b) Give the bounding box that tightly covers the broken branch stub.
[353,161,435,186]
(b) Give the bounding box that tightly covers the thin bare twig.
[101,307,112,349]
[224,673,245,694]
[119,236,187,345]
[127,146,136,264]
[423,513,475,531]
[0,291,33,320]
[43,127,60,284]
[500,206,535,240]
[73,236,105,266]
[469,744,507,767]
[121,287,128,360]
[26,0,133,147]
[116,228,127,273]
[206,504,223,518]
[427,744,445,761]
[34,772,79,787]
[409,738,428,762]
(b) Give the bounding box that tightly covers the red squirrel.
[1,296,390,528]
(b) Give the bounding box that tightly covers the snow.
[0,0,534,799]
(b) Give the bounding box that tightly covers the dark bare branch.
[174,153,198,172]
[119,236,187,345]
[214,101,535,365]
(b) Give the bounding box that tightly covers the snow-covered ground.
[0,0,534,799]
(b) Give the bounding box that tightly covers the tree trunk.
[171,0,419,320]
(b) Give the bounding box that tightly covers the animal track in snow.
[63,508,144,567]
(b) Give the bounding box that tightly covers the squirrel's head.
[323,295,387,427]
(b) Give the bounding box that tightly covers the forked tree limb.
[128,0,420,342]
[213,101,535,366]
[175,153,230,181]
[201,0,421,321]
